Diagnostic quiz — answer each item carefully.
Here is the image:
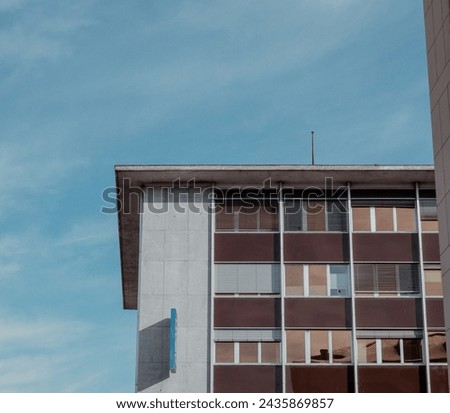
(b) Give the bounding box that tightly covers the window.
[284,199,348,232]
[420,199,438,232]
[215,264,280,295]
[357,337,423,364]
[214,330,281,364]
[285,264,350,297]
[428,332,447,363]
[424,266,443,296]
[216,200,278,232]
[286,330,352,364]
[354,264,420,296]
[352,204,416,232]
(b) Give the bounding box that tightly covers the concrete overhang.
[115,164,435,309]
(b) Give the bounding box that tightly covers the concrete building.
[116,165,447,392]
[423,0,450,391]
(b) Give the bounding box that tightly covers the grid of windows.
[357,337,423,364]
[215,264,281,295]
[215,341,281,364]
[285,264,350,297]
[284,200,348,232]
[215,200,278,232]
[286,330,352,364]
[352,205,416,232]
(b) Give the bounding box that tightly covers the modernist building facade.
[116,165,448,393]
[423,0,450,391]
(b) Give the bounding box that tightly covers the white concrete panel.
[188,261,209,296]
[164,261,188,295]
[186,295,208,328]
[141,230,166,261]
[138,187,210,392]
[164,231,189,261]
[188,230,209,261]
[140,260,165,295]
[186,328,209,362]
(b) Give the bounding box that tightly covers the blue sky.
[0,0,432,392]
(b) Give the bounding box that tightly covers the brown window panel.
[427,298,445,328]
[375,207,394,231]
[285,298,351,328]
[286,366,354,393]
[422,233,440,262]
[358,366,426,393]
[352,233,418,261]
[284,233,349,262]
[355,298,422,328]
[215,233,280,262]
[430,366,449,393]
[396,207,416,231]
[214,298,281,328]
[214,365,282,393]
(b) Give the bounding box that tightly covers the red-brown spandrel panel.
[285,298,351,328]
[355,298,422,328]
[430,366,449,392]
[214,298,281,328]
[286,366,354,393]
[214,366,282,393]
[214,233,280,262]
[422,233,440,262]
[427,298,445,328]
[358,366,427,392]
[284,233,349,262]
[353,233,418,261]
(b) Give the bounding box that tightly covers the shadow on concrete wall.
[137,318,170,391]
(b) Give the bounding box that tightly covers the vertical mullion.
[304,265,310,297]
[347,183,359,392]
[210,184,216,391]
[279,184,286,392]
[415,182,431,392]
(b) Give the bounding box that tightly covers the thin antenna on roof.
[311,131,315,165]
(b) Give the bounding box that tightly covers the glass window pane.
[428,332,447,363]
[261,342,280,363]
[310,330,329,363]
[403,339,422,363]
[377,264,397,295]
[353,207,371,231]
[284,200,302,231]
[354,264,375,294]
[425,269,443,296]
[285,264,304,296]
[329,265,349,296]
[216,342,234,363]
[375,207,394,231]
[260,203,279,231]
[422,220,439,232]
[216,203,235,230]
[358,339,377,363]
[286,331,305,363]
[396,207,416,231]
[309,265,327,296]
[332,331,352,363]
[381,339,401,363]
[306,201,326,231]
[398,264,420,295]
[238,205,259,230]
[239,342,258,363]
[327,200,348,232]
